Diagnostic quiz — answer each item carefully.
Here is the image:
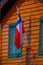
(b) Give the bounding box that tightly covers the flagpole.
[16,6,19,14]
[26,13,32,47]
[26,13,32,65]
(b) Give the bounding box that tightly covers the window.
[8,23,22,58]
[38,16,43,55]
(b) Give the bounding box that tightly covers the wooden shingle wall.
[1,0,43,65]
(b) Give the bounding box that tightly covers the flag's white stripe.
[16,22,22,45]
[16,24,20,32]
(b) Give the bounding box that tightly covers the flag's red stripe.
[14,28,20,49]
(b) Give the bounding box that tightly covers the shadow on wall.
[38,0,43,3]
[1,0,25,24]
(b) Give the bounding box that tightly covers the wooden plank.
[2,35,8,39]
[2,63,26,65]
[9,10,43,20]
[2,28,8,32]
[31,26,39,30]
[2,39,8,43]
[20,1,38,6]
[19,3,43,10]
[1,58,26,63]
[2,32,8,36]
[2,25,8,28]
[18,6,43,14]
[1,46,8,50]
[2,43,8,46]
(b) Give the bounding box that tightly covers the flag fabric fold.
[14,13,24,49]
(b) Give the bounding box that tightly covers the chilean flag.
[14,13,24,49]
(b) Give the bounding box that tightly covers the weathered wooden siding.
[1,0,43,65]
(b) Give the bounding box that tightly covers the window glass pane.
[9,27,16,54]
[39,17,43,55]
[8,25,22,58]
[40,20,43,51]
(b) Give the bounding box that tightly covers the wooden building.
[0,0,43,65]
